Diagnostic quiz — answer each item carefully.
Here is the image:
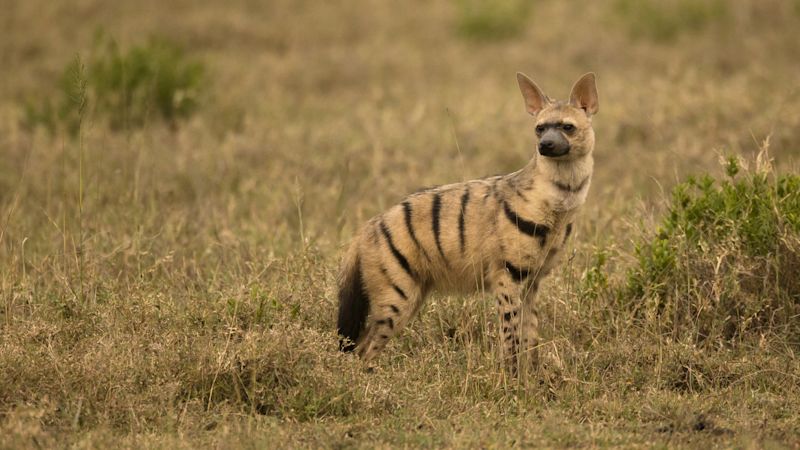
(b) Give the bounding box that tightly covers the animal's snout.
[538,129,570,157]
[539,139,557,151]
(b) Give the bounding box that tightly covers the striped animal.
[337,73,599,371]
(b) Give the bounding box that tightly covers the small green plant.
[614,0,727,42]
[454,0,532,41]
[580,248,610,302]
[89,34,205,128]
[618,154,800,343]
[24,34,205,133]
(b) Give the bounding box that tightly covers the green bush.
[25,34,205,133]
[454,0,532,41]
[609,156,800,344]
[614,0,727,42]
[89,35,205,128]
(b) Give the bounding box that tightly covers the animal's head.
[516,72,598,160]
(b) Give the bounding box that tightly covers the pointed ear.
[516,72,548,116]
[569,72,599,116]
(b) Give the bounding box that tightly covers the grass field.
[2,0,800,447]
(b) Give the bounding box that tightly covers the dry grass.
[2,0,800,447]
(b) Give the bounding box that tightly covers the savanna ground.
[2,0,800,448]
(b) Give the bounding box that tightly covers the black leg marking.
[389,304,400,314]
[380,221,416,280]
[564,223,573,244]
[503,312,513,322]
[458,187,470,254]
[392,283,407,300]
[379,335,389,340]
[380,264,408,301]
[402,201,431,261]
[504,261,530,283]
[431,192,448,264]
[376,318,395,329]
[503,201,549,246]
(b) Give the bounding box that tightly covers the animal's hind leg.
[356,279,425,363]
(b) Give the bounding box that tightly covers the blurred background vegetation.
[1,0,800,447]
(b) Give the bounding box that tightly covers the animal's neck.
[516,153,593,190]
[509,152,594,214]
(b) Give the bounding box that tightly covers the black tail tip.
[337,256,368,354]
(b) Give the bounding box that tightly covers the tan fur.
[337,73,599,372]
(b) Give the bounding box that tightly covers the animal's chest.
[495,199,575,272]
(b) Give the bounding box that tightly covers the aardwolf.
[337,73,599,371]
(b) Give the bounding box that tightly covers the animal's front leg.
[491,267,528,373]
[518,278,542,371]
[522,276,564,378]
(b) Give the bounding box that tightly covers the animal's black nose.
[539,140,555,151]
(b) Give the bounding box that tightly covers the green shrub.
[89,35,205,128]
[612,156,800,344]
[580,248,610,302]
[25,34,205,133]
[614,0,727,42]
[454,0,532,41]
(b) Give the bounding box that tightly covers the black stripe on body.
[369,225,380,244]
[503,201,549,246]
[431,192,448,264]
[380,221,416,279]
[553,176,589,193]
[389,304,400,314]
[504,261,530,282]
[402,201,430,261]
[458,187,470,253]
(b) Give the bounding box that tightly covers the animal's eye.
[562,124,576,132]
[535,125,545,134]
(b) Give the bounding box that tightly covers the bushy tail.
[337,245,368,352]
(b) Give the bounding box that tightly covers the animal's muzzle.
[538,129,570,157]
